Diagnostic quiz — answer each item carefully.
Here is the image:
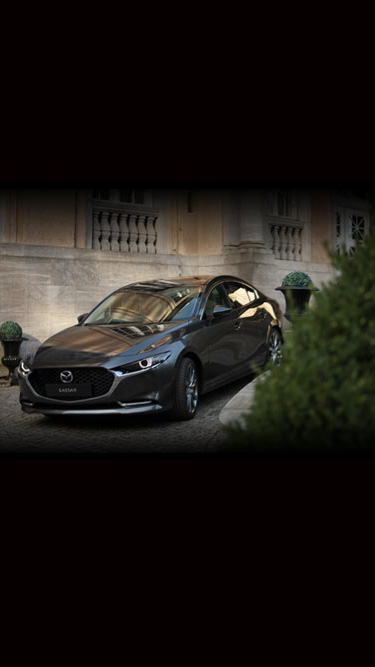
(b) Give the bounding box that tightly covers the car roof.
[120,275,252,290]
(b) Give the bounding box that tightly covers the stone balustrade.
[92,203,158,253]
[269,223,302,261]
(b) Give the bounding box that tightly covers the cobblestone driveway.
[0,377,250,456]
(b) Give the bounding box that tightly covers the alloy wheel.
[269,329,282,365]
[185,361,199,415]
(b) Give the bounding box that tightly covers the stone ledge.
[219,372,270,428]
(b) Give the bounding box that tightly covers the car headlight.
[113,351,171,376]
[18,360,31,377]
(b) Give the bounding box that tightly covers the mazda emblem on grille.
[60,370,73,383]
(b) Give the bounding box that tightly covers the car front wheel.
[172,357,199,420]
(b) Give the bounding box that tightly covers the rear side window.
[223,282,258,309]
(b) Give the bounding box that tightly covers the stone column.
[0,191,19,243]
[239,190,266,249]
[222,191,240,250]
[75,191,90,248]
[0,191,8,242]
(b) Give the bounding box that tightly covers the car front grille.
[28,367,114,400]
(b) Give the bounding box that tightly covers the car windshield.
[84,285,202,325]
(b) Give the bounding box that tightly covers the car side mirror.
[77,313,89,324]
[212,305,232,318]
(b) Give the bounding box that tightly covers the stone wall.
[0,241,335,345]
[0,190,82,247]
[0,187,345,346]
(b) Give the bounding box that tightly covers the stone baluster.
[280,226,288,260]
[270,225,276,256]
[93,210,101,249]
[146,216,157,254]
[137,214,147,253]
[119,213,129,252]
[273,225,281,259]
[128,214,139,252]
[100,211,110,250]
[110,212,120,251]
[289,228,295,261]
[295,228,302,261]
[285,226,293,260]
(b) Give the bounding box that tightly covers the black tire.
[172,357,199,421]
[267,328,283,365]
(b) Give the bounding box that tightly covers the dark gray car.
[18,275,283,420]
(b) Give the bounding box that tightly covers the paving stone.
[0,376,253,456]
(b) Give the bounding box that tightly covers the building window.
[336,208,369,255]
[277,190,295,217]
[93,189,110,200]
[120,190,145,205]
[92,189,145,205]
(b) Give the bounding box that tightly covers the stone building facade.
[0,187,373,345]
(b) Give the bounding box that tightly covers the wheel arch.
[176,350,204,393]
[268,323,284,344]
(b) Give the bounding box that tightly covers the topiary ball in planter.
[281,271,313,288]
[276,271,318,320]
[0,320,23,340]
[0,321,24,384]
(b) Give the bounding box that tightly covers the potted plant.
[0,320,24,385]
[276,271,319,320]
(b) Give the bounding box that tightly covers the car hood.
[32,321,187,367]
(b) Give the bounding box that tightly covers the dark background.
[2,19,374,549]
[2,71,374,190]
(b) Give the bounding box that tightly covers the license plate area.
[45,383,93,399]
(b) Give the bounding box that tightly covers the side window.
[224,282,258,309]
[204,284,230,318]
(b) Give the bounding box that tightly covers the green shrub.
[222,234,375,458]
[0,320,23,340]
[281,271,313,287]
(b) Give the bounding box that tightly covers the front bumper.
[19,363,176,416]
[20,400,163,416]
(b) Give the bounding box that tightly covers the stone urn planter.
[276,271,319,321]
[0,321,24,385]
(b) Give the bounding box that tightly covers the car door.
[222,281,270,368]
[201,282,247,387]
